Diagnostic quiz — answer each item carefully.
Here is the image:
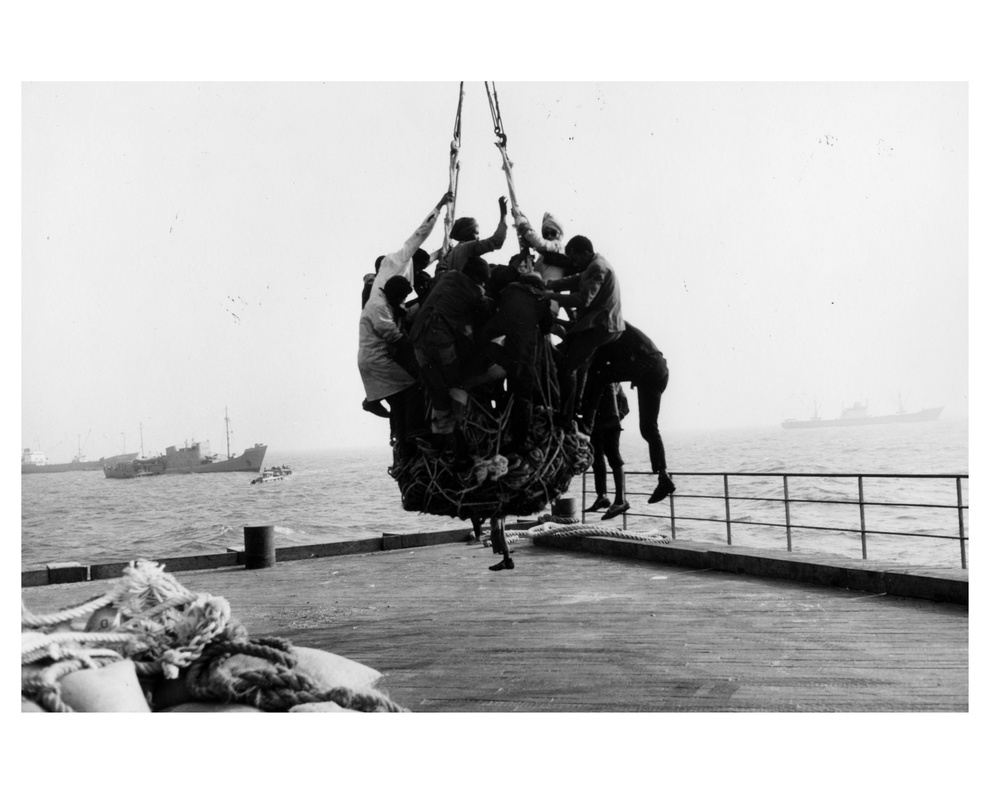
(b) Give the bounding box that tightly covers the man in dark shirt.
[411,260,495,466]
[543,235,625,425]
[583,321,675,503]
[478,259,557,451]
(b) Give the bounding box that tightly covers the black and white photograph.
[12,3,989,796]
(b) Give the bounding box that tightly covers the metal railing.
[580,471,970,569]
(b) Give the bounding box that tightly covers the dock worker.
[586,382,629,520]
[360,191,452,425]
[358,275,423,455]
[543,235,625,427]
[512,208,572,316]
[581,321,675,503]
[366,190,453,309]
[435,196,508,277]
[361,256,384,309]
[411,258,495,469]
[471,256,557,453]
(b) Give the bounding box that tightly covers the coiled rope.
[22,559,407,712]
[527,521,673,542]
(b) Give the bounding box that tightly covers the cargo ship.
[103,410,266,478]
[104,441,267,478]
[21,448,138,475]
[782,401,944,429]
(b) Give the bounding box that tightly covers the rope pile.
[22,559,405,712]
[389,394,593,521]
[526,521,673,542]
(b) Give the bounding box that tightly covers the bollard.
[553,497,577,518]
[244,525,276,569]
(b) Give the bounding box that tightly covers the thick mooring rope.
[22,559,407,712]
[184,638,406,713]
[527,522,672,542]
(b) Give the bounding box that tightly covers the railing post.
[581,471,588,524]
[724,474,732,545]
[956,477,967,570]
[858,476,868,560]
[783,475,792,552]
[622,471,628,531]
[669,492,676,540]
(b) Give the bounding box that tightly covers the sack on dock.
[57,659,151,713]
[290,646,382,692]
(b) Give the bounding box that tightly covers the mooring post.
[244,525,275,569]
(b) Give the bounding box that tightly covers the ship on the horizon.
[782,400,944,429]
[103,409,266,478]
[21,447,138,475]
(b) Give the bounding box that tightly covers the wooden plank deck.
[21,539,968,712]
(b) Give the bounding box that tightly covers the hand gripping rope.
[441,82,525,258]
[486,81,520,212]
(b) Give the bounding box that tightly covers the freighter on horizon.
[782,401,944,429]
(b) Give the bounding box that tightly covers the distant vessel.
[21,448,138,475]
[104,441,267,478]
[782,400,944,429]
[103,410,266,478]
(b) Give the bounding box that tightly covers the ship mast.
[140,423,144,458]
[225,407,231,460]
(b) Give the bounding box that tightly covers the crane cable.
[441,82,465,256]
[486,81,520,212]
[485,81,533,265]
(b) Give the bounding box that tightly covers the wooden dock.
[21,532,968,712]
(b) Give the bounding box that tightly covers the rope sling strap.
[391,82,593,523]
[441,81,464,258]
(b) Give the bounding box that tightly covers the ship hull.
[179,446,267,474]
[22,454,138,475]
[782,407,944,429]
[103,444,267,478]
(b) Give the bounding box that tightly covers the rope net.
[389,333,593,521]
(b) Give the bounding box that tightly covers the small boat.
[251,465,292,485]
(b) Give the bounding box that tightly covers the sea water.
[19,417,969,571]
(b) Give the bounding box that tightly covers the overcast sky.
[8,3,993,785]
[20,80,967,459]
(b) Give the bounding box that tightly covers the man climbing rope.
[512,208,571,316]
[358,275,423,454]
[472,255,558,453]
[410,255,496,470]
[360,191,451,425]
[435,196,509,276]
[543,235,625,428]
[366,190,453,307]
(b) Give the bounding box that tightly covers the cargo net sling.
[389,82,592,522]
[389,331,592,520]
